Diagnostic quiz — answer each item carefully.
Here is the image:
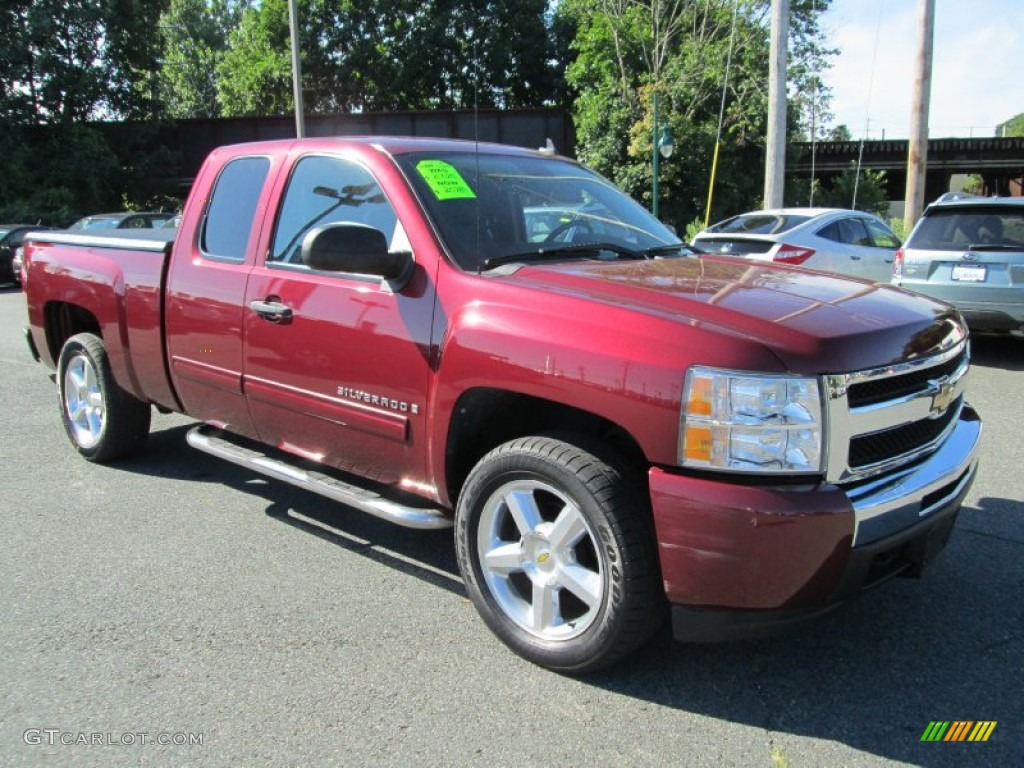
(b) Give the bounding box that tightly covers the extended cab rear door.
[165,150,284,439]
[241,150,437,487]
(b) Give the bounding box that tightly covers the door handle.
[249,300,293,323]
[850,255,862,260]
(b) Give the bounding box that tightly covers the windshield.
[395,151,680,270]
[69,217,121,230]
[706,213,812,235]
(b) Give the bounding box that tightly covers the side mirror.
[301,223,414,289]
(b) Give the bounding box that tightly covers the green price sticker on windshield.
[416,160,477,201]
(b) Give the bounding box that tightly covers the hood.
[505,255,964,373]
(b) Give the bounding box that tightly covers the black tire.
[56,333,151,462]
[455,435,664,674]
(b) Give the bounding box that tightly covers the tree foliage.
[211,0,565,117]
[0,1,173,223]
[997,112,1024,137]
[558,0,834,229]
[0,0,844,227]
[159,0,241,118]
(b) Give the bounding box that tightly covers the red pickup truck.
[22,137,981,673]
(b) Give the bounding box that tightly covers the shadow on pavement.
[969,332,1024,371]
[111,419,1022,766]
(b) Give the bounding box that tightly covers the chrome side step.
[186,425,453,530]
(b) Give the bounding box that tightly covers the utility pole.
[764,0,788,208]
[288,0,306,138]
[904,0,935,231]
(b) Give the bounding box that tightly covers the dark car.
[0,225,53,286]
[68,212,175,231]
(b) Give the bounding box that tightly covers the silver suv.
[893,196,1024,332]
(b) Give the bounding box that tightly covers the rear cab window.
[201,156,272,262]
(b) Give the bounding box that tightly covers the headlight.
[680,366,823,474]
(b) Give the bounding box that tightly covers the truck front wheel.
[57,333,151,462]
[455,436,663,674]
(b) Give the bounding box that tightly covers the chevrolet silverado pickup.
[22,137,981,673]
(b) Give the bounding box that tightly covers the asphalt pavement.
[0,286,1020,767]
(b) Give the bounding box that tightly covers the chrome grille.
[848,396,961,469]
[846,348,968,408]
[823,337,970,484]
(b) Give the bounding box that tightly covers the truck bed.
[23,228,179,411]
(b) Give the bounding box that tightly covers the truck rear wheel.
[455,436,663,674]
[57,333,151,462]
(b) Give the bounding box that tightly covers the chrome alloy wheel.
[476,479,605,641]
[63,352,105,449]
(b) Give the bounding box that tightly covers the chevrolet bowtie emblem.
[927,377,956,418]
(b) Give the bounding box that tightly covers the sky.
[818,0,1024,139]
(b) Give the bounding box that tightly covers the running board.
[186,425,453,530]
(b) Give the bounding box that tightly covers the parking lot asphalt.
[0,286,1021,767]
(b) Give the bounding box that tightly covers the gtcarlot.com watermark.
[24,729,203,747]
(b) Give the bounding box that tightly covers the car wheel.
[455,435,663,673]
[57,333,151,462]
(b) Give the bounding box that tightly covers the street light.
[659,124,675,159]
[652,92,674,219]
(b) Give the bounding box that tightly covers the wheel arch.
[443,387,648,508]
[44,301,102,365]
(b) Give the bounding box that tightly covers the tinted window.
[838,218,871,246]
[202,156,271,262]
[708,214,812,235]
[908,206,1024,250]
[270,155,398,266]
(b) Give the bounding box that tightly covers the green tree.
[214,0,564,116]
[216,0,291,116]
[826,124,852,141]
[813,162,889,215]
[560,0,834,229]
[997,112,1024,137]
[158,0,242,118]
[103,0,171,120]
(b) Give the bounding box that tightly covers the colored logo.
[926,376,956,418]
[920,721,997,742]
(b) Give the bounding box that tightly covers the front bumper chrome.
[846,403,981,546]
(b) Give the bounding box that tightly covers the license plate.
[951,264,987,282]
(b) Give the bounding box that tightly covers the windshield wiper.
[481,242,644,270]
[644,243,698,257]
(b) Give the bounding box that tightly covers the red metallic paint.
[649,468,854,610]
[22,136,975,626]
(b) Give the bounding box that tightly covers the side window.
[269,155,398,267]
[864,219,900,248]
[202,156,271,262]
[838,218,872,246]
[817,222,840,242]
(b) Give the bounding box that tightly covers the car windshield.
[907,206,1024,250]
[69,217,122,230]
[395,151,680,270]
[706,213,813,235]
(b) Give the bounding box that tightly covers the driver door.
[242,153,436,486]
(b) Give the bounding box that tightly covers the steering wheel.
[543,217,594,243]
